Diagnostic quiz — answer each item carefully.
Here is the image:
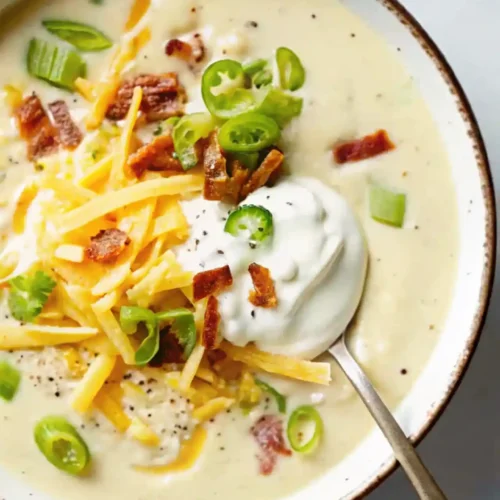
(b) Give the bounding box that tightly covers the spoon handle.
[329,338,447,500]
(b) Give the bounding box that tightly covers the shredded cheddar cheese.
[70,354,117,413]
[134,426,207,474]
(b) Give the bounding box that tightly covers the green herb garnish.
[255,379,287,413]
[8,271,56,323]
[42,20,113,52]
[0,361,21,401]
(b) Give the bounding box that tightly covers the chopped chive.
[42,20,113,52]
[27,38,86,90]
[369,184,406,228]
[0,361,21,401]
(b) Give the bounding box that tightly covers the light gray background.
[369,1,499,499]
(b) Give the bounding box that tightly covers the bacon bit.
[226,159,250,204]
[48,100,83,150]
[202,295,221,350]
[127,134,183,177]
[203,132,229,201]
[165,39,192,61]
[28,126,60,161]
[85,228,131,264]
[207,349,227,365]
[193,265,233,302]
[251,415,291,475]
[191,34,206,63]
[240,149,284,200]
[165,34,206,65]
[14,94,46,138]
[333,129,395,164]
[248,263,278,309]
[106,73,187,122]
[14,94,59,160]
[149,326,185,367]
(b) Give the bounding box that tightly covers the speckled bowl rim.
[352,1,497,498]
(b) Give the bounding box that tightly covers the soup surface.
[0,0,458,499]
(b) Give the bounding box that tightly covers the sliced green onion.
[27,38,86,90]
[156,308,196,359]
[172,113,215,170]
[0,361,21,401]
[42,20,113,52]
[369,184,406,228]
[202,59,257,119]
[287,405,323,454]
[225,205,273,243]
[119,306,159,366]
[218,112,280,153]
[255,379,286,414]
[242,58,268,77]
[34,416,91,475]
[276,47,306,92]
[153,117,180,137]
[252,69,273,89]
[230,151,260,170]
[257,88,303,127]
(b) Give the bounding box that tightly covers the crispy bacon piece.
[85,228,131,264]
[251,415,291,475]
[203,133,229,201]
[190,34,206,64]
[193,265,233,302]
[127,134,183,177]
[14,94,46,137]
[165,33,206,65]
[240,149,284,200]
[248,263,278,309]
[202,295,221,350]
[14,94,59,160]
[48,100,83,149]
[149,326,185,367]
[165,39,192,61]
[226,160,251,204]
[207,349,227,366]
[333,129,395,164]
[28,126,60,161]
[106,73,187,122]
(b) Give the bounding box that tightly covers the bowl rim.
[354,0,497,498]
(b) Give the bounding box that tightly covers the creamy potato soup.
[0,0,458,499]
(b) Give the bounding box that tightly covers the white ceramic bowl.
[0,0,496,499]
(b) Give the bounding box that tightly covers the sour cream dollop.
[176,177,367,360]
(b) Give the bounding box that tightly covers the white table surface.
[369,1,499,499]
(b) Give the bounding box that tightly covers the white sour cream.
[176,177,367,359]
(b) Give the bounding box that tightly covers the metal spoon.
[328,335,447,499]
